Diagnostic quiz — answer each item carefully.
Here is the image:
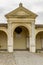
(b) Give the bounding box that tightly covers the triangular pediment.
[5,3,37,18]
[14,10,28,15]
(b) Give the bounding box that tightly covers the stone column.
[8,22,13,52]
[27,37,29,49]
[30,22,36,52]
[41,38,43,48]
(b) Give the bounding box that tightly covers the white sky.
[0,0,43,24]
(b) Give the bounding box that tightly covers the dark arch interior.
[14,26,29,36]
[0,30,7,51]
[36,31,43,52]
[36,31,43,38]
[15,27,22,34]
[13,26,29,50]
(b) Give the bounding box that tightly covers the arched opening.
[36,31,43,51]
[0,30,7,51]
[13,26,29,50]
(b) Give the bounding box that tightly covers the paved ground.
[14,51,43,65]
[0,51,43,65]
[0,52,16,65]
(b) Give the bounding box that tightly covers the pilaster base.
[8,45,13,52]
[30,45,36,52]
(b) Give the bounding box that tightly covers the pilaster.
[8,22,13,52]
[30,22,36,52]
[26,36,29,49]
